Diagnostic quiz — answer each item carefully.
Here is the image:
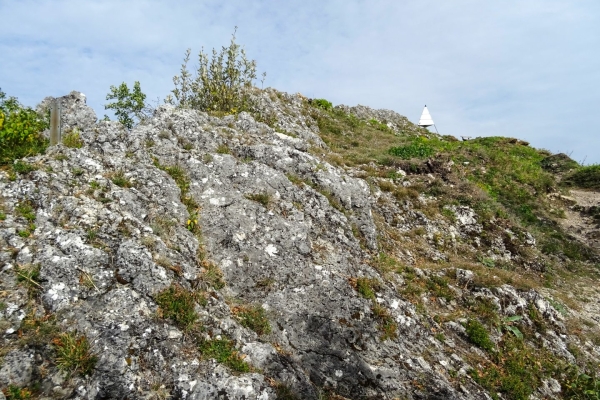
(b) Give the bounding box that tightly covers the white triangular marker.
[418,105,434,127]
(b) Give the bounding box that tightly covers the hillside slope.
[0,90,598,400]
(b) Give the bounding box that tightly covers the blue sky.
[2,0,599,163]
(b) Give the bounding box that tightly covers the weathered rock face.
[0,90,598,399]
[37,91,98,136]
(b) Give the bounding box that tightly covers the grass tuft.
[52,332,98,376]
[155,284,200,330]
[232,304,271,335]
[62,130,84,148]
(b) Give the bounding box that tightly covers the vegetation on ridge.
[0,88,48,165]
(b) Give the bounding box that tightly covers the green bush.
[168,27,260,114]
[0,88,49,165]
[313,98,333,111]
[105,81,148,129]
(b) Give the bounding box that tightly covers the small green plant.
[13,160,37,174]
[465,319,494,352]
[4,385,33,399]
[353,277,377,300]
[110,170,131,188]
[199,260,226,289]
[501,315,524,339]
[232,304,271,335]
[0,211,6,220]
[15,201,36,222]
[105,81,148,129]
[52,332,98,376]
[371,303,398,340]
[426,275,455,301]
[477,255,496,268]
[15,264,42,298]
[216,144,230,154]
[273,382,300,400]
[186,212,199,233]
[86,228,98,242]
[62,130,84,148]
[198,337,250,372]
[155,284,200,330]
[72,167,84,176]
[245,192,270,207]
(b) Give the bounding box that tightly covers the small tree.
[105,81,147,129]
[167,27,261,113]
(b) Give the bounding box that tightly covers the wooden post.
[49,99,60,146]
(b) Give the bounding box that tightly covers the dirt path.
[559,189,600,251]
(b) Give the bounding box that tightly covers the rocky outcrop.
[1,90,598,399]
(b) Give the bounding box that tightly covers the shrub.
[313,98,333,111]
[105,81,148,129]
[167,27,261,114]
[0,88,49,165]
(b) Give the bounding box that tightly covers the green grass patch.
[469,336,565,400]
[4,385,34,399]
[110,170,132,188]
[389,139,435,159]
[198,338,250,373]
[62,130,84,148]
[426,275,454,301]
[353,277,378,300]
[245,192,271,208]
[232,304,271,335]
[216,144,230,154]
[371,303,398,340]
[198,260,226,289]
[155,284,202,330]
[15,201,36,222]
[12,160,37,174]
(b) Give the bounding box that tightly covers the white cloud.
[1,0,599,162]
